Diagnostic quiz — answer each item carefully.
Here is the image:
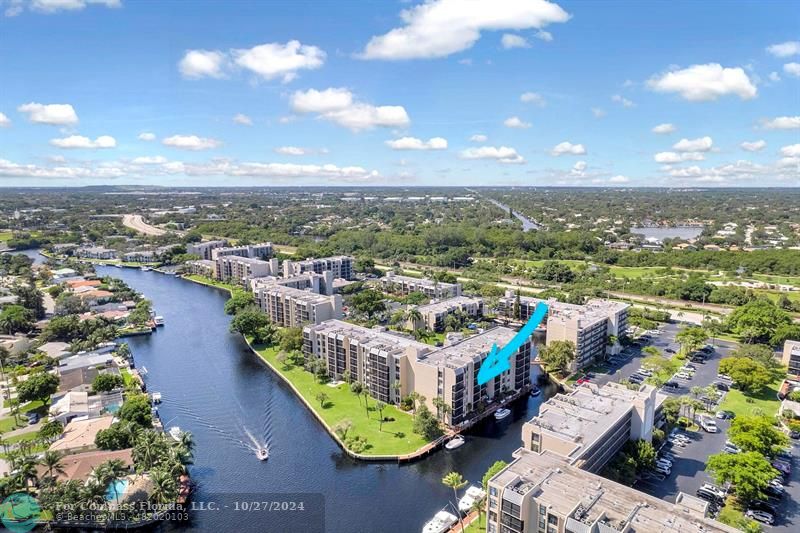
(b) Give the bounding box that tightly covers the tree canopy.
[726,300,792,344]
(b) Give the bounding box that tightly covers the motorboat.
[444,435,465,451]
[150,392,162,404]
[494,408,511,421]
[141,266,151,271]
[168,426,182,442]
[458,485,487,513]
[530,387,541,397]
[256,448,269,461]
[153,316,165,326]
[422,509,458,533]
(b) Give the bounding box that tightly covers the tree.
[728,415,789,458]
[118,394,153,427]
[351,289,386,319]
[0,305,34,334]
[675,326,707,355]
[726,300,792,344]
[95,422,136,450]
[404,307,423,329]
[770,323,800,347]
[732,344,780,370]
[625,439,656,472]
[660,397,681,426]
[11,285,45,319]
[718,357,772,393]
[538,340,575,375]
[38,420,64,442]
[39,451,65,483]
[413,403,442,440]
[512,290,521,320]
[315,391,329,408]
[442,472,468,533]
[92,373,124,393]
[116,342,131,360]
[350,381,363,400]
[229,307,271,340]
[482,460,508,490]
[537,261,574,283]
[16,371,59,404]
[278,327,303,352]
[333,419,353,441]
[706,451,779,503]
[224,290,255,315]
[375,400,386,431]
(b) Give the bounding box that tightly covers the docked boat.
[530,387,541,397]
[444,435,465,451]
[458,485,487,513]
[141,266,151,271]
[153,316,165,326]
[150,391,161,404]
[422,509,458,533]
[494,408,511,421]
[168,426,182,442]
[256,448,269,461]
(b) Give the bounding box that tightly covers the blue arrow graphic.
[477,302,549,386]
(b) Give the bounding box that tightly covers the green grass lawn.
[1,399,45,413]
[463,513,486,532]
[184,274,237,294]
[752,273,800,287]
[4,430,40,445]
[719,378,782,418]
[120,367,137,390]
[253,344,430,456]
[0,231,12,242]
[0,416,25,432]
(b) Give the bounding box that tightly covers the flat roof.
[307,320,429,355]
[383,272,459,289]
[416,296,482,314]
[256,284,333,304]
[417,327,518,369]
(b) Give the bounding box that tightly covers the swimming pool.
[105,478,129,501]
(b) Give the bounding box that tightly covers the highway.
[122,214,167,236]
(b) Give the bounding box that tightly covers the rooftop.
[256,284,334,304]
[307,320,430,356]
[383,271,459,288]
[415,295,483,315]
[36,448,133,482]
[49,415,114,452]
[417,327,518,369]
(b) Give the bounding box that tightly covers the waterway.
[96,265,551,532]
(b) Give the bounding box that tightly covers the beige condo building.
[409,295,484,331]
[381,271,462,299]
[253,284,342,327]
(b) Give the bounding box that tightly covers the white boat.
[141,266,151,271]
[458,485,487,513]
[422,509,458,533]
[150,392,161,404]
[168,426,182,442]
[153,316,165,326]
[530,387,541,397]
[256,448,269,461]
[444,435,465,451]
[494,408,511,421]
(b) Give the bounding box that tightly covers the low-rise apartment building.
[186,259,215,278]
[187,239,228,261]
[381,271,462,299]
[409,296,484,331]
[122,250,157,263]
[783,340,800,376]
[283,255,355,280]
[251,271,335,296]
[214,256,277,286]
[76,246,116,260]
[253,283,341,327]
[486,450,736,533]
[521,382,656,473]
[210,242,273,261]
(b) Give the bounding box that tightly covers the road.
[122,214,167,236]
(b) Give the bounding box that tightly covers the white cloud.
[25,0,120,14]
[611,94,635,107]
[762,116,800,130]
[232,113,253,126]
[501,34,529,49]
[504,116,531,129]
[769,72,781,82]
[570,161,587,176]
[162,135,221,151]
[673,136,713,152]
[179,50,226,79]
[0,112,10,127]
[231,40,325,82]
[290,87,409,131]
[780,144,800,157]
[50,134,116,149]
[460,145,524,164]
[17,102,78,125]
[137,132,156,141]
[767,41,800,58]
[534,30,553,42]
[359,0,570,60]
[591,107,606,118]
[131,156,168,164]
[652,123,676,134]
[609,175,630,184]
[278,116,296,124]
[740,140,766,152]
[385,136,447,150]
[661,159,798,185]
[275,146,310,156]
[647,63,757,101]
[551,141,586,156]
[654,151,705,163]
[784,62,800,78]
[470,134,488,142]
[520,92,546,106]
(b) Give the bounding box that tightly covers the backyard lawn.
[0,231,12,242]
[184,274,237,293]
[718,378,782,418]
[253,344,430,456]
[0,416,25,432]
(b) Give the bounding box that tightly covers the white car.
[700,484,726,499]
[656,459,673,469]
[745,510,774,525]
[717,373,732,381]
[638,369,653,377]
[675,372,692,380]
[653,464,671,475]
[669,437,688,447]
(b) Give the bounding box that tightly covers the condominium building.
[214,256,276,286]
[409,296,484,331]
[186,259,215,278]
[486,450,736,533]
[210,242,273,261]
[187,239,228,261]
[122,250,157,263]
[283,255,354,281]
[253,284,341,327]
[251,271,335,296]
[783,340,800,376]
[521,382,656,473]
[381,271,462,299]
[76,246,116,260]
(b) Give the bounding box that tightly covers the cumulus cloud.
[740,140,766,152]
[131,156,168,164]
[647,63,757,101]
[591,108,606,118]
[520,92,546,106]
[162,135,221,151]
[662,159,798,185]
[535,30,553,42]
[5,0,121,16]
[232,113,253,126]
[359,0,570,60]
[652,123,676,134]
[611,94,635,107]
[385,136,447,150]
[761,116,800,130]
[503,116,531,129]
[17,102,78,125]
[274,146,311,156]
[654,151,705,163]
[470,134,488,142]
[50,135,116,149]
[609,175,630,183]
[290,87,409,131]
[460,145,524,164]
[137,132,156,141]
[784,62,800,78]
[551,141,586,156]
[673,136,713,152]
[501,34,529,49]
[780,144,800,158]
[767,41,800,58]
[179,40,324,82]
[0,112,10,127]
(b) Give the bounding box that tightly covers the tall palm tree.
[405,307,423,329]
[149,469,178,504]
[12,455,38,493]
[442,471,468,533]
[39,450,65,483]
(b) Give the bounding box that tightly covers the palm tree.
[375,401,386,431]
[39,450,65,483]
[470,496,486,530]
[149,469,178,504]
[116,342,131,360]
[442,471,468,533]
[178,431,195,455]
[12,455,39,493]
[392,381,401,404]
[405,307,423,329]
[409,391,421,418]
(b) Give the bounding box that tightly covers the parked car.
[750,500,778,515]
[638,369,653,377]
[628,374,644,384]
[714,382,730,392]
[696,488,723,504]
[699,418,718,433]
[717,373,732,381]
[26,413,39,425]
[666,348,676,354]
[723,443,740,454]
[663,381,680,390]
[745,510,774,525]
[675,372,692,380]
[700,484,726,499]
[765,484,784,499]
[700,345,714,353]
[716,410,735,419]
[653,464,671,476]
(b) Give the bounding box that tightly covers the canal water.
[94,266,549,533]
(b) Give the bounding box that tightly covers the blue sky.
[0,0,798,187]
